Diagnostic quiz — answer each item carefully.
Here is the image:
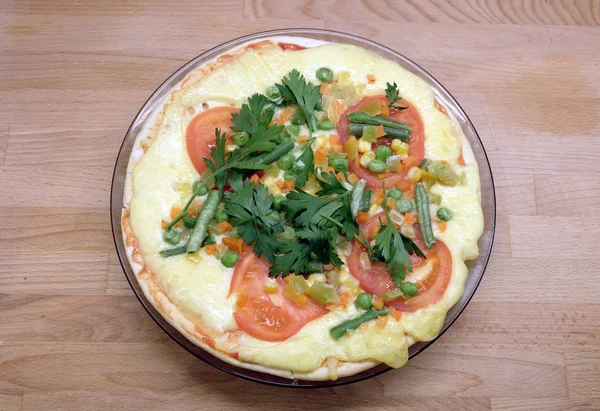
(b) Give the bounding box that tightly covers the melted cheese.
[126,40,484,376]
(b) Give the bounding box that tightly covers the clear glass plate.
[110,28,496,387]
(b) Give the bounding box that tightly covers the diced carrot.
[379,101,390,118]
[438,221,447,232]
[222,237,244,254]
[316,148,329,158]
[368,224,380,238]
[283,274,295,284]
[332,144,344,152]
[340,292,351,306]
[377,171,393,180]
[284,180,294,190]
[348,173,359,184]
[276,179,285,189]
[216,244,225,252]
[404,189,415,200]
[366,74,376,83]
[441,160,450,165]
[204,244,218,255]
[315,157,328,167]
[297,135,309,143]
[250,174,260,184]
[402,156,418,170]
[235,294,248,308]
[323,166,335,174]
[336,172,345,181]
[371,296,384,310]
[376,316,388,328]
[320,83,331,95]
[325,303,337,311]
[389,306,402,321]
[275,106,294,125]
[386,197,396,210]
[356,212,370,223]
[161,220,168,229]
[294,294,309,306]
[374,125,385,138]
[217,221,232,234]
[404,213,417,225]
[329,134,340,146]
[457,153,466,166]
[170,206,183,220]
[397,180,412,191]
[354,156,360,168]
[335,99,346,114]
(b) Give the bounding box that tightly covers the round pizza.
[121,36,484,381]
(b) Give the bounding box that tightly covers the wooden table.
[2,1,599,409]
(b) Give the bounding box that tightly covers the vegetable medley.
[159,67,461,341]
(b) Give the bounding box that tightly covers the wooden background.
[1,1,599,409]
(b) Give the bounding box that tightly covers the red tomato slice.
[347,213,452,312]
[229,252,327,342]
[337,96,425,189]
[186,106,238,174]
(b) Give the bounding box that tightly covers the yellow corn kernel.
[357,137,372,153]
[264,278,279,293]
[408,167,424,183]
[360,151,376,167]
[391,139,409,155]
[186,253,201,263]
[337,71,351,83]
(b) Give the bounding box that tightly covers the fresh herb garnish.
[293,137,315,189]
[373,184,425,286]
[275,69,321,134]
[385,82,408,111]
[224,178,284,262]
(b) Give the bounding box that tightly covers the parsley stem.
[321,215,371,252]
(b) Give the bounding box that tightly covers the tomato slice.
[337,96,425,189]
[185,106,238,174]
[229,253,327,342]
[347,213,452,312]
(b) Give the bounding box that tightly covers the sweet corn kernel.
[337,71,351,83]
[360,151,376,167]
[408,167,424,183]
[357,137,372,153]
[391,139,409,155]
[312,134,328,150]
[264,278,279,293]
[186,253,201,263]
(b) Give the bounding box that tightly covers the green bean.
[186,190,221,253]
[330,308,389,340]
[318,119,335,130]
[183,216,197,229]
[348,123,410,142]
[202,234,216,246]
[415,183,435,248]
[350,179,367,217]
[159,245,187,258]
[305,261,323,274]
[257,139,295,166]
[346,112,412,132]
[359,189,372,213]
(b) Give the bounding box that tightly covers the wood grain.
[1,1,599,410]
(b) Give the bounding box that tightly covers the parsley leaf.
[224,179,283,262]
[315,171,350,196]
[276,69,321,134]
[385,82,408,111]
[231,93,283,156]
[293,137,315,189]
[203,129,228,192]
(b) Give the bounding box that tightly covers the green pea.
[162,228,181,245]
[267,210,281,222]
[228,227,240,238]
[273,195,286,211]
[231,131,249,146]
[437,207,453,221]
[318,119,335,130]
[283,125,301,138]
[396,199,415,213]
[266,84,281,101]
[367,159,387,173]
[292,161,305,174]
[277,153,295,171]
[221,251,240,268]
[355,292,373,310]
[329,157,348,173]
[201,233,216,246]
[400,282,418,297]
[388,188,403,201]
[283,170,296,181]
[316,67,334,83]
[192,180,208,196]
[214,208,228,223]
[291,115,305,125]
[375,146,392,162]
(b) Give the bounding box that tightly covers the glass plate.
[110,28,496,387]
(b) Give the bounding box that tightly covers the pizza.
[121,36,484,380]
